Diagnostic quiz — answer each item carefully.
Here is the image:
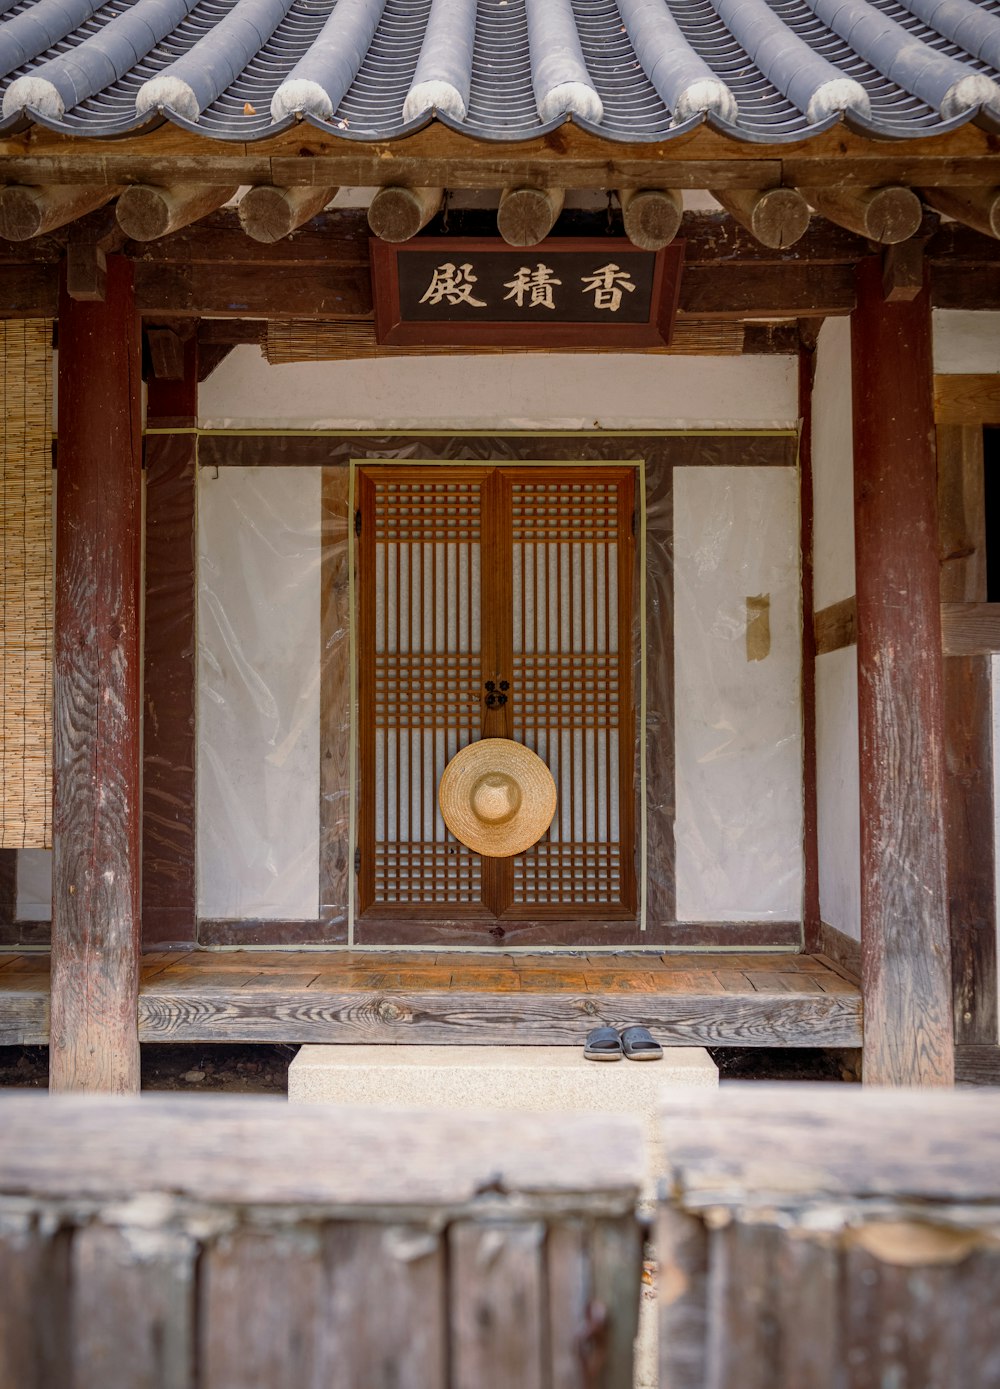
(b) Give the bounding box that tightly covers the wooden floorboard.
[0,951,862,1048]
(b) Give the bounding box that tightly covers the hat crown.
[471,771,522,825]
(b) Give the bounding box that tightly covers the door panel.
[356,464,636,937]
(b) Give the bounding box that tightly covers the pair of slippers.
[584,1025,663,1062]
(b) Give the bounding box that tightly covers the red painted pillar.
[51,256,143,1092]
[851,256,954,1086]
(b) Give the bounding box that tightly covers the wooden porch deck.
[0,950,861,1049]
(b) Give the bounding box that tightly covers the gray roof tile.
[1,0,999,141]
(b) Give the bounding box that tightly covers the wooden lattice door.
[356,464,636,940]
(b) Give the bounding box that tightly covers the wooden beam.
[921,186,1000,240]
[804,186,922,244]
[146,326,187,381]
[115,207,867,270]
[881,240,925,302]
[851,255,954,1086]
[116,185,239,242]
[678,263,855,319]
[0,264,58,315]
[367,186,443,243]
[617,188,682,250]
[238,185,338,244]
[0,185,120,241]
[711,187,810,249]
[134,262,372,318]
[143,336,198,947]
[497,188,564,247]
[937,425,997,1049]
[813,595,857,654]
[52,255,142,1092]
[197,342,236,381]
[799,339,821,953]
[940,603,1000,656]
[934,374,1000,426]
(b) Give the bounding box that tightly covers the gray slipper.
[584,1026,623,1061]
[620,1026,663,1061]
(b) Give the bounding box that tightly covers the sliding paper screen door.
[356,464,636,937]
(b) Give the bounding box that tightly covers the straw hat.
[439,739,557,858]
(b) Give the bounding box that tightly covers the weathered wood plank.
[0,1211,71,1389]
[450,1221,547,1389]
[659,1206,710,1389]
[51,255,143,1093]
[705,1221,782,1389]
[0,988,49,1044]
[201,1227,323,1389]
[658,1087,1000,1205]
[851,255,953,1086]
[135,987,861,1046]
[772,1234,839,1389]
[320,1223,446,1389]
[815,931,861,981]
[955,1044,1000,1086]
[0,1096,643,1211]
[71,1224,195,1389]
[813,594,856,654]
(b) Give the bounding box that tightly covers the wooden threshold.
[0,951,861,1049]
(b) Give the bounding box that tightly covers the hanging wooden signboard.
[371,237,684,348]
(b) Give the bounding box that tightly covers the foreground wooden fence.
[2,1087,999,1388]
[0,1096,643,1388]
[658,1087,1000,1389]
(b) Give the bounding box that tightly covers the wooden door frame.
[122,427,801,950]
[349,458,641,946]
[934,373,1000,1081]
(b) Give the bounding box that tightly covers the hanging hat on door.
[439,738,557,858]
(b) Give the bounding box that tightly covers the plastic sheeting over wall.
[192,434,803,941]
[197,466,323,921]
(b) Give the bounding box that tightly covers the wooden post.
[851,255,954,1086]
[51,255,142,1092]
[143,333,198,947]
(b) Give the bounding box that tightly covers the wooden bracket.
[65,207,127,302]
[881,239,926,302]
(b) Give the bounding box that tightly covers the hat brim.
[439,739,557,858]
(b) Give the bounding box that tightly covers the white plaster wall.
[812,317,856,610]
[198,350,798,431]
[674,466,803,922]
[816,647,861,942]
[197,466,321,920]
[933,310,1000,374]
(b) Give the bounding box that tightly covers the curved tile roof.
[0,0,999,143]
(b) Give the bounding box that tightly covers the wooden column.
[851,256,954,1086]
[143,334,198,946]
[51,256,142,1092]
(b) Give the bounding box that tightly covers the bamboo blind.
[265,317,744,364]
[1,320,53,848]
